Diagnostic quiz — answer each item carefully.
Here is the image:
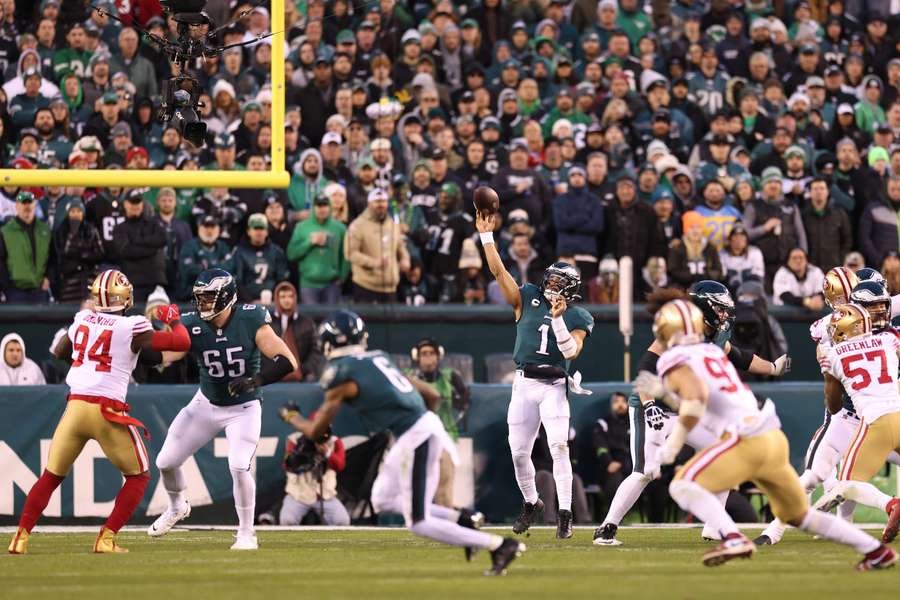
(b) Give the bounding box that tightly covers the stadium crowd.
[0,0,896,311]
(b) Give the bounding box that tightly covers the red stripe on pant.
[104,472,150,533]
[840,422,869,481]
[683,436,740,482]
[18,470,64,533]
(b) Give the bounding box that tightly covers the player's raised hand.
[474,210,495,233]
[550,294,567,318]
[156,303,181,325]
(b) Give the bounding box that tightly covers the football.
[473,186,500,216]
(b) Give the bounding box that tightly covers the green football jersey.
[321,350,426,437]
[512,284,594,371]
[182,303,271,406]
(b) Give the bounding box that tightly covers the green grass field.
[1,527,897,600]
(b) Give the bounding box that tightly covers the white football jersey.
[824,331,900,424]
[810,313,832,348]
[658,342,779,438]
[65,309,152,402]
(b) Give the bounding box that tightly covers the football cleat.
[485,538,526,576]
[8,527,28,554]
[754,519,786,546]
[458,508,485,562]
[702,533,756,567]
[230,532,259,550]
[857,545,897,571]
[882,498,900,543]
[93,527,128,553]
[556,509,573,539]
[512,499,544,535]
[701,524,721,541]
[592,522,622,546]
[815,491,846,514]
[753,534,773,546]
[148,499,191,537]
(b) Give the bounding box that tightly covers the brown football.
[473,186,500,215]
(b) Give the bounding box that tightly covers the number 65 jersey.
[65,309,153,402]
[823,331,900,424]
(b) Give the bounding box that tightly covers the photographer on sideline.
[278,405,350,525]
[404,337,470,507]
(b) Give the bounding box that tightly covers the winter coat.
[287,149,328,214]
[801,203,853,272]
[287,215,350,289]
[552,186,605,257]
[344,207,410,294]
[264,282,325,383]
[52,217,104,303]
[858,198,900,267]
[111,214,167,288]
[0,217,51,292]
[0,333,45,385]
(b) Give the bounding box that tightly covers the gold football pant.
[674,429,808,523]
[47,399,150,477]
[840,412,900,483]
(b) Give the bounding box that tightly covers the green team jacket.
[286,216,349,288]
[1,218,51,290]
[231,240,290,300]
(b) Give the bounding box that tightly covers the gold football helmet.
[90,269,134,313]
[828,303,871,344]
[823,267,858,309]
[653,299,705,349]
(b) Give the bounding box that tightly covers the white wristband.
[552,315,577,358]
[479,232,494,245]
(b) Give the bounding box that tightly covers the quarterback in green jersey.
[148,268,296,550]
[284,310,526,576]
[476,210,594,540]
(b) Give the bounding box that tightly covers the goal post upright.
[0,0,289,190]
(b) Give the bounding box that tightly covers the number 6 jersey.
[65,309,153,401]
[824,331,900,424]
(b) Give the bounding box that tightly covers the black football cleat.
[556,509,573,539]
[512,499,544,535]
[485,537,526,576]
[458,508,486,562]
[753,534,773,546]
[592,522,622,546]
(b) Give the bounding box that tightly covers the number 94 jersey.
[182,304,270,406]
[320,350,426,437]
[513,284,594,371]
[823,331,900,424]
[65,309,153,402]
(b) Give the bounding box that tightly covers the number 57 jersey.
[65,309,153,402]
[823,331,900,424]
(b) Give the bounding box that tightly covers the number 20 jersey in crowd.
[512,284,594,372]
[181,304,271,406]
[320,349,426,437]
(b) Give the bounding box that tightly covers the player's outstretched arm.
[475,211,522,319]
[283,381,356,441]
[132,304,191,354]
[725,341,790,376]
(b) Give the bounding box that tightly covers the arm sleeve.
[726,344,754,372]
[636,349,660,373]
[328,437,346,472]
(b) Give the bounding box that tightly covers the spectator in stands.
[490,139,551,228]
[51,200,103,303]
[719,224,764,294]
[154,187,192,293]
[0,192,51,303]
[406,337,470,507]
[0,333,45,385]
[112,190,167,301]
[287,195,348,304]
[772,247,825,310]
[108,27,157,99]
[882,252,900,296]
[585,256,619,304]
[9,68,49,129]
[279,423,350,526]
[264,195,294,250]
[859,175,900,268]
[592,392,631,516]
[694,179,741,250]
[553,165,605,280]
[668,210,723,289]
[458,239,486,305]
[345,188,410,303]
[176,215,233,300]
[265,281,324,382]
[802,177,853,272]
[398,257,429,306]
[233,213,290,303]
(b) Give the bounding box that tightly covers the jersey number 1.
[536,324,550,356]
[71,325,113,372]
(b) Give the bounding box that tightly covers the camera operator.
[278,405,350,526]
[404,337,470,507]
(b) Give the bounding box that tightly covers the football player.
[594,281,790,546]
[813,303,900,544]
[639,299,895,571]
[476,211,594,539]
[284,310,526,576]
[148,269,296,550]
[9,270,190,554]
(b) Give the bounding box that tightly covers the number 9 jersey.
[65,309,153,402]
[823,331,900,424]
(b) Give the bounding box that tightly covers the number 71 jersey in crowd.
[65,309,153,402]
[823,330,900,424]
[657,342,777,438]
[181,304,270,406]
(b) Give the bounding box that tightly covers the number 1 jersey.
[65,309,153,402]
[824,331,900,424]
[513,284,594,371]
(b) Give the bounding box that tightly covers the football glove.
[644,402,667,431]
[634,370,666,400]
[655,443,680,467]
[227,375,262,397]
[771,354,791,376]
[278,401,301,422]
[155,303,181,325]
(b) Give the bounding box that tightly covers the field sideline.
[1,526,897,600]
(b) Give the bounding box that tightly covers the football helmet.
[689,280,735,338]
[854,267,886,286]
[823,266,859,309]
[319,310,368,357]
[849,280,891,331]
[541,262,582,303]
[829,303,872,344]
[653,299,705,350]
[192,268,237,321]
[90,269,134,313]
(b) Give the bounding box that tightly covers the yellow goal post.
[0,0,289,189]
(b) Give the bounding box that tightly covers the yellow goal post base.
[0,0,289,190]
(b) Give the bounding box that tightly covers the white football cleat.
[147,500,191,537]
[230,532,258,550]
[701,524,721,541]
